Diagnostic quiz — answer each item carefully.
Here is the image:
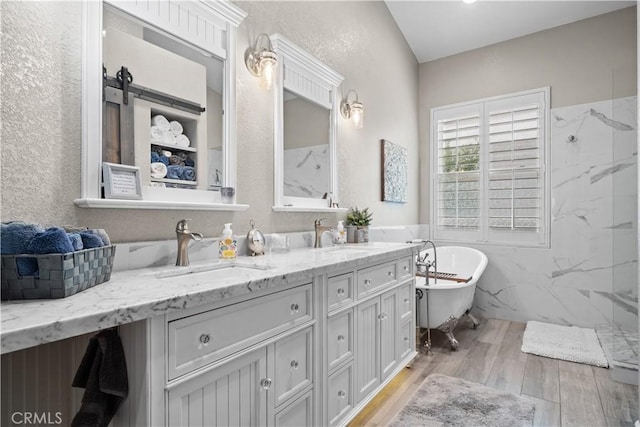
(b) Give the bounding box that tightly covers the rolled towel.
[1,221,46,276]
[68,233,84,251]
[150,162,168,179]
[162,150,172,158]
[169,155,184,166]
[150,126,165,142]
[151,115,170,131]
[169,120,183,137]
[181,166,196,181]
[22,227,75,276]
[80,232,104,249]
[174,134,190,148]
[92,229,111,246]
[184,157,195,167]
[166,165,183,180]
[1,221,45,254]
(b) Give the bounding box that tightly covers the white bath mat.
[521,321,608,367]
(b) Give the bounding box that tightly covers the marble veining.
[0,242,417,354]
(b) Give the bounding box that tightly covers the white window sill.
[74,198,249,211]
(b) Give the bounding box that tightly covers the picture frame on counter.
[102,162,142,199]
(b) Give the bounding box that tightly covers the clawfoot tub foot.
[437,315,460,351]
[466,311,480,329]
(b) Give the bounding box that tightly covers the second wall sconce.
[245,33,278,90]
[340,90,364,129]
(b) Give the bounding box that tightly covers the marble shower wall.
[472,96,637,331]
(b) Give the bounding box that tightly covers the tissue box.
[1,245,116,300]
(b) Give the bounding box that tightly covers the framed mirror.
[76,0,247,210]
[271,34,346,212]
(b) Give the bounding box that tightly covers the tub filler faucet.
[314,219,334,248]
[416,240,437,284]
[176,219,203,266]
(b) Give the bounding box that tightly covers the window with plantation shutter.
[431,88,549,246]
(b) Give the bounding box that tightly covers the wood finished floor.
[348,317,638,427]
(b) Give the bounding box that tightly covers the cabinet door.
[355,297,380,402]
[167,348,268,427]
[380,288,399,382]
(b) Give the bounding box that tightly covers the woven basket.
[1,246,116,300]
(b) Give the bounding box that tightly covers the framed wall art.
[381,139,408,203]
[102,162,142,199]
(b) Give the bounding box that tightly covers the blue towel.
[184,157,195,167]
[80,232,104,249]
[182,166,196,181]
[26,228,75,254]
[85,229,111,246]
[68,233,84,251]
[1,221,46,276]
[1,221,45,254]
[166,165,183,180]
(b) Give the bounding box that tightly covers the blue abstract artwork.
[382,139,408,203]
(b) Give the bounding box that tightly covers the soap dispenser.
[219,223,237,259]
[335,220,346,244]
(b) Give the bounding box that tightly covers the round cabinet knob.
[378,313,388,320]
[260,378,272,390]
[387,271,393,277]
[199,334,211,345]
[290,360,299,370]
[404,298,410,304]
[337,287,345,296]
[290,303,300,313]
[337,390,346,399]
[404,337,410,343]
[364,279,371,287]
[403,265,409,271]
[337,334,345,342]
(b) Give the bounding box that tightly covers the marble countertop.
[1,242,417,354]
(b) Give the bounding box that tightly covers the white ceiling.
[385,1,635,63]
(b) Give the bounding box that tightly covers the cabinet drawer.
[399,319,414,361]
[398,281,414,322]
[168,284,312,380]
[398,256,413,279]
[274,327,313,407]
[275,389,314,427]
[327,272,353,312]
[357,261,396,298]
[327,309,353,371]
[327,363,353,427]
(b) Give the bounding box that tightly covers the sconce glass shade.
[245,34,278,90]
[340,90,364,129]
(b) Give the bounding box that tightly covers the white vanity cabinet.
[324,254,416,426]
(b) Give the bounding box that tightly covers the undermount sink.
[316,246,369,256]
[155,261,271,280]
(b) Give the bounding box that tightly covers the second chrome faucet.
[176,219,203,266]
[314,218,334,248]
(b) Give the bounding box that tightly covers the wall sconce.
[340,90,364,129]
[245,33,278,90]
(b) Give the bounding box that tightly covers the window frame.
[430,87,551,247]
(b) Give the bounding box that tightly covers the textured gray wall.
[418,7,637,223]
[1,1,420,242]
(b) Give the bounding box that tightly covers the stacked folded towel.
[1,222,111,277]
[150,115,191,148]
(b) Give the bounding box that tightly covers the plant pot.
[346,225,357,243]
[356,225,369,243]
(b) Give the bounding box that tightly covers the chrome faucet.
[415,240,438,284]
[314,218,334,248]
[176,219,203,266]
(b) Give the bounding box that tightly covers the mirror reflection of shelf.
[151,141,197,153]
[151,178,198,186]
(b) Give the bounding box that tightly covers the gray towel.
[71,329,129,427]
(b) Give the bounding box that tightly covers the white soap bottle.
[219,223,237,259]
[335,220,346,244]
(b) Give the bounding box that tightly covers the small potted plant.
[346,207,373,243]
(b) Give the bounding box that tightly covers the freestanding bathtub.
[415,245,488,350]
